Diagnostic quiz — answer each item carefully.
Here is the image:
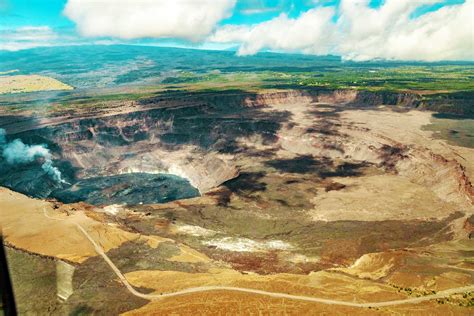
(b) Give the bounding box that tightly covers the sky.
[0,0,472,61]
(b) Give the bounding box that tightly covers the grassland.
[0,74,73,94]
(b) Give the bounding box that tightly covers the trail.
[42,206,474,308]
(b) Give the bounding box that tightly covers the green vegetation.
[436,292,474,307]
[161,65,474,93]
[390,284,438,297]
[291,66,474,92]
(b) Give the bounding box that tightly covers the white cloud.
[63,0,237,41]
[211,7,337,56]
[210,0,474,61]
[0,26,59,51]
[337,0,474,61]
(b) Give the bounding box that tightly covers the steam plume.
[0,129,6,144]
[0,128,67,184]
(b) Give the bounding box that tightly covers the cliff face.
[420,91,474,117]
[378,146,474,207]
[35,109,240,193]
[241,88,471,115]
[0,88,464,136]
[241,89,421,108]
[243,90,316,107]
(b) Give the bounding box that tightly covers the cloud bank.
[210,0,474,61]
[0,26,59,51]
[212,7,337,56]
[64,0,236,41]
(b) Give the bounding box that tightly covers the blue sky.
[0,0,471,61]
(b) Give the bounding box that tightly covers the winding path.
[43,207,474,308]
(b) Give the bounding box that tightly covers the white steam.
[0,128,67,184]
[0,128,5,144]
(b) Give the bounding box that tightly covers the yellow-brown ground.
[0,74,73,94]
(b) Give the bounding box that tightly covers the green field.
[160,65,474,93]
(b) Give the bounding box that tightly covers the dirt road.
[43,207,474,308]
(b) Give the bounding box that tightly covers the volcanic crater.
[1,88,473,314]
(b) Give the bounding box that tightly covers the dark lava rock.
[51,172,199,205]
[0,162,64,198]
